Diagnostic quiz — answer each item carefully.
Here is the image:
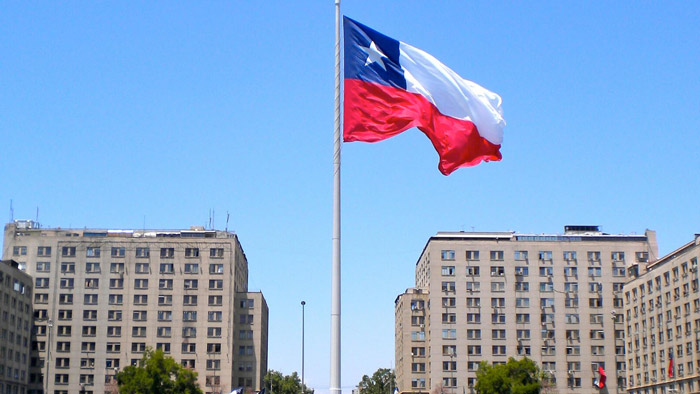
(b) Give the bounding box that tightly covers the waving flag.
[597,366,607,389]
[669,353,674,378]
[343,17,505,175]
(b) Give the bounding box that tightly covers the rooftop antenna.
[225,211,230,232]
[9,199,13,222]
[212,209,215,230]
[36,206,39,225]
[208,209,212,230]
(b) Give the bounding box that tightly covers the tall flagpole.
[331,1,342,394]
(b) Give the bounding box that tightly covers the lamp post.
[45,318,54,394]
[301,300,306,394]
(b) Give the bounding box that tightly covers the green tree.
[357,368,396,394]
[474,357,541,394]
[116,348,202,394]
[264,370,313,394]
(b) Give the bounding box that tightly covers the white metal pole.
[331,1,342,394]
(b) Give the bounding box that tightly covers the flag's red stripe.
[344,79,501,175]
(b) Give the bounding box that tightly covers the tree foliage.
[358,368,396,394]
[474,357,542,394]
[264,370,313,394]
[116,348,202,394]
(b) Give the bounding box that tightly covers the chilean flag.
[343,17,505,175]
[669,352,674,378]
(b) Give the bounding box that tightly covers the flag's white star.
[360,40,388,71]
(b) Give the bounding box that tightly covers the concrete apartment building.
[395,226,658,394]
[624,234,700,394]
[2,220,268,394]
[0,259,34,394]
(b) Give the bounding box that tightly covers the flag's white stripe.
[399,42,505,145]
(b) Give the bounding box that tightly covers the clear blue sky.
[2,1,700,393]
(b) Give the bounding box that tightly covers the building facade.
[0,259,34,394]
[2,220,268,394]
[395,226,658,394]
[624,234,700,394]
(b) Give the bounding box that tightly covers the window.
[82,326,97,337]
[515,297,530,308]
[134,294,148,305]
[132,327,147,337]
[490,266,505,277]
[466,329,481,339]
[467,345,481,355]
[35,278,50,288]
[466,297,480,308]
[466,282,480,292]
[183,311,198,322]
[208,327,222,338]
[515,282,530,292]
[490,250,504,261]
[159,263,174,274]
[106,342,121,353]
[441,250,455,260]
[132,310,147,321]
[35,293,49,304]
[184,263,199,273]
[588,267,602,277]
[466,313,480,323]
[540,282,554,292]
[515,251,528,260]
[184,279,198,289]
[209,295,223,306]
[207,343,222,353]
[492,329,506,339]
[81,342,96,352]
[58,309,73,320]
[159,279,173,290]
[37,246,52,256]
[209,311,224,322]
[611,251,625,261]
[109,294,123,305]
[539,251,553,261]
[636,252,649,262]
[514,266,529,276]
[160,248,175,258]
[442,329,457,339]
[84,278,99,289]
[83,294,98,304]
[441,266,455,276]
[185,248,199,258]
[157,310,173,321]
[491,282,505,292]
[158,295,172,306]
[131,342,146,353]
[466,266,480,276]
[539,267,553,277]
[110,262,124,273]
[206,359,221,370]
[612,267,626,276]
[466,250,479,260]
[182,343,196,353]
[83,310,98,321]
[109,278,124,289]
[183,295,198,306]
[588,251,601,262]
[135,247,149,258]
[411,331,425,341]
[57,325,72,336]
[61,262,75,273]
[209,279,223,290]
[563,251,577,261]
[135,262,149,273]
[157,327,172,337]
[492,345,507,355]
[240,299,255,308]
[86,247,100,257]
[443,313,456,325]
[134,279,148,289]
[442,297,456,307]
[156,343,171,353]
[183,327,197,338]
[108,310,122,321]
[36,261,51,272]
[210,248,224,258]
[62,246,76,257]
[13,246,27,255]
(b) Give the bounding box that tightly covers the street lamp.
[301,301,306,394]
[45,318,54,394]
